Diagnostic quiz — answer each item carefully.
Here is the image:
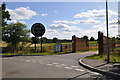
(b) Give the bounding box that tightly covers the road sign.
[31,23,45,37]
[55,44,62,52]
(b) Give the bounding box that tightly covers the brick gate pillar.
[72,35,76,52]
[98,31,104,55]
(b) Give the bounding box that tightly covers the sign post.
[31,23,45,53]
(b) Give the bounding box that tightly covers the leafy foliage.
[3,22,30,52]
[1,2,11,27]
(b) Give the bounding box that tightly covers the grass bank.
[1,51,73,56]
[85,54,120,63]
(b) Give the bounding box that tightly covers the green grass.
[1,51,73,56]
[89,41,97,44]
[85,54,120,63]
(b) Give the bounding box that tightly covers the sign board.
[55,44,62,52]
[31,23,45,37]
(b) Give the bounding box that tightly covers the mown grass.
[85,54,120,63]
[1,51,72,56]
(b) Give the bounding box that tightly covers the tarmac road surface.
[2,51,101,79]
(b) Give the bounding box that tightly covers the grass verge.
[1,51,73,56]
[85,54,120,63]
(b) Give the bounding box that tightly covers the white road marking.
[55,65,62,67]
[53,63,59,64]
[90,72,100,75]
[75,69,85,71]
[25,60,31,62]
[46,64,53,66]
[61,64,67,66]
[64,67,72,69]
[71,65,79,68]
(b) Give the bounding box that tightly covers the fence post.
[72,35,76,52]
[98,31,104,55]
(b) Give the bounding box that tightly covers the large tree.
[2,2,11,27]
[1,2,11,41]
[52,37,58,43]
[90,36,95,41]
[3,22,30,52]
[81,35,89,41]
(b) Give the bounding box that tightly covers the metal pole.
[35,43,36,53]
[106,0,110,63]
[40,36,42,53]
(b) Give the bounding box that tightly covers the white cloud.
[109,19,118,25]
[7,7,37,20]
[74,9,117,19]
[8,20,26,24]
[54,20,77,24]
[50,23,81,32]
[75,19,100,24]
[54,19,100,25]
[40,13,48,16]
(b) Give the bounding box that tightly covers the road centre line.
[71,65,79,68]
[75,69,85,71]
[61,64,67,66]
[64,67,72,69]
[55,65,62,67]
[89,72,100,75]
[25,60,31,62]
[52,63,59,64]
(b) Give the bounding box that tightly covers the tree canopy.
[3,22,30,48]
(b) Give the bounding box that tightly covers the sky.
[4,2,118,39]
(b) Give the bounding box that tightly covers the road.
[2,51,101,79]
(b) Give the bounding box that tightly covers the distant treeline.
[31,37,72,44]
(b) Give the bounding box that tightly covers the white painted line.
[56,65,62,67]
[64,67,72,69]
[46,64,53,66]
[71,65,79,68]
[53,63,59,64]
[25,60,31,62]
[61,64,67,66]
[75,69,85,71]
[90,72,100,75]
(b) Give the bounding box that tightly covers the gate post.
[72,35,76,52]
[98,31,103,55]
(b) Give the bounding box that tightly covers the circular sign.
[31,23,45,37]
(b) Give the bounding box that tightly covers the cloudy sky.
[5,2,118,39]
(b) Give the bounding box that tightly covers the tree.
[52,37,58,43]
[42,37,47,43]
[2,2,11,27]
[90,37,95,41]
[32,37,39,44]
[1,2,11,41]
[81,35,89,41]
[116,37,120,40]
[3,22,30,52]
